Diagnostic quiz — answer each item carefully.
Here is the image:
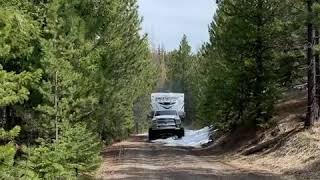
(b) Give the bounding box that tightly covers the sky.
[138,0,217,52]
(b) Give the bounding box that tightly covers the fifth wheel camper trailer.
[148,93,185,141]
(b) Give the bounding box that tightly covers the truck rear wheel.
[148,128,155,141]
[177,128,185,138]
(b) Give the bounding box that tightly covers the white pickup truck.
[148,93,185,141]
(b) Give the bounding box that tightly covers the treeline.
[152,36,195,126]
[0,0,156,178]
[192,0,305,130]
[166,0,307,130]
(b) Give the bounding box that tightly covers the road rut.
[96,135,283,180]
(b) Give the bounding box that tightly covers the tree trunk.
[306,0,316,127]
[0,107,6,128]
[315,28,320,120]
[55,71,59,142]
[254,0,264,123]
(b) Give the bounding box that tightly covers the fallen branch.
[241,129,297,156]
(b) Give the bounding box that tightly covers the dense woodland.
[192,0,306,129]
[0,0,318,179]
[165,0,308,130]
[0,0,156,178]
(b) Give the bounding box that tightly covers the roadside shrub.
[0,126,31,179]
[28,124,102,179]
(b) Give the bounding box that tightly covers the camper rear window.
[155,110,177,116]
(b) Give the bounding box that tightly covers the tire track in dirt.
[96,135,284,180]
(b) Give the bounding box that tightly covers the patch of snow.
[136,133,148,136]
[152,127,212,148]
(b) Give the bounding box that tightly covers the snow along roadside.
[152,127,212,148]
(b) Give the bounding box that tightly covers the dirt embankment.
[199,90,320,180]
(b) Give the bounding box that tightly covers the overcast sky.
[138,0,217,51]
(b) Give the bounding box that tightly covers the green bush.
[0,126,24,179]
[27,124,102,179]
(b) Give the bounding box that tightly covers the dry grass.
[237,126,320,171]
[227,90,320,179]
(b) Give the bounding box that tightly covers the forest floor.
[228,90,320,180]
[94,89,320,180]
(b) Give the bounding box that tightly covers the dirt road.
[96,135,283,180]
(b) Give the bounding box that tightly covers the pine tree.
[167,35,192,92]
[0,126,21,179]
[192,0,305,130]
[1,0,156,178]
[26,123,101,179]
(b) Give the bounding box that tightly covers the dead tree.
[315,1,320,120]
[315,29,320,118]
